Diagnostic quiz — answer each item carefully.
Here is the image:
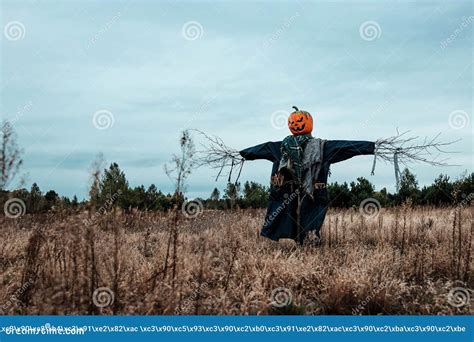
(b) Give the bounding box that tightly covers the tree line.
[2,161,472,214]
[327,169,473,208]
[0,121,472,214]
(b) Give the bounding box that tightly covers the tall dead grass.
[0,206,472,315]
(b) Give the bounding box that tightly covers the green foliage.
[373,187,391,207]
[28,183,44,212]
[71,195,79,207]
[397,168,419,204]
[452,172,474,204]
[327,182,351,208]
[210,188,220,201]
[241,181,269,208]
[2,164,471,215]
[327,170,473,208]
[44,190,59,204]
[349,177,375,206]
[98,162,129,209]
[207,187,224,209]
[420,174,453,206]
[223,182,241,209]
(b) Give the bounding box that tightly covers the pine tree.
[71,195,79,207]
[397,168,419,204]
[28,183,43,213]
[98,163,129,209]
[223,182,240,209]
[210,187,220,201]
[350,177,375,206]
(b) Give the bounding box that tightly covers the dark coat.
[240,140,375,243]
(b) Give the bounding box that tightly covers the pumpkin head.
[288,106,313,135]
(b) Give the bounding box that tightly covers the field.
[0,206,472,315]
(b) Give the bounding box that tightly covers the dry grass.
[0,206,472,315]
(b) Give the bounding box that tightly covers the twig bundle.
[191,130,244,182]
[372,129,460,190]
[374,129,459,168]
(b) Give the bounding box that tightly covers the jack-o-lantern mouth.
[292,124,306,131]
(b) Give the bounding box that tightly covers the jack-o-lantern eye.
[287,107,313,135]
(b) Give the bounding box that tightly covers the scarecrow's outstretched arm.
[324,140,375,164]
[240,141,282,162]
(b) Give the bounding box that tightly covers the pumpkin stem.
[292,106,299,111]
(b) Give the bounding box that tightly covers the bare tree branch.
[164,130,196,195]
[0,120,24,190]
[189,129,243,182]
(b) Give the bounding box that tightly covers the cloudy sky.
[1,0,472,199]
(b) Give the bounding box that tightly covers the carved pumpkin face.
[288,107,313,135]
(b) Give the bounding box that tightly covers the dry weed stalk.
[19,227,43,309]
[1,206,471,315]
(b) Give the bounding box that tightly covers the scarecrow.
[193,107,456,244]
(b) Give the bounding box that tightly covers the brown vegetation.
[0,206,472,315]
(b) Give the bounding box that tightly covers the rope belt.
[271,173,326,191]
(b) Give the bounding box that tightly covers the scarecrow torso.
[239,139,375,241]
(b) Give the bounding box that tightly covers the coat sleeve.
[239,141,282,162]
[324,140,375,164]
